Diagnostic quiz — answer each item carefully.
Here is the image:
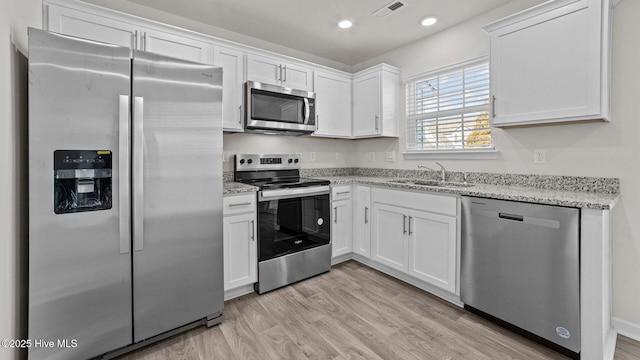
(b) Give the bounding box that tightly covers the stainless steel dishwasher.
[461,196,580,357]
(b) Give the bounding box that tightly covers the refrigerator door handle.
[119,95,131,254]
[133,96,144,252]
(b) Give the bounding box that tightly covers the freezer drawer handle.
[498,212,524,222]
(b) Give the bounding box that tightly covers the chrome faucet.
[418,163,446,182]
[435,162,446,182]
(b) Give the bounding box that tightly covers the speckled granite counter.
[315,175,619,210]
[223,182,258,195]
[222,168,619,209]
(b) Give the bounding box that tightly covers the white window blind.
[406,60,492,152]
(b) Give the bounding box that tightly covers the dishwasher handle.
[498,212,524,222]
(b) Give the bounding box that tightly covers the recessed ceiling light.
[419,16,437,27]
[338,20,353,29]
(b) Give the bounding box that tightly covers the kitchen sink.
[387,179,474,188]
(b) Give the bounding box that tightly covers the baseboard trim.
[613,317,640,342]
[224,284,255,301]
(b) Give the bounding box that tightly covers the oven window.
[257,194,330,261]
[251,89,304,123]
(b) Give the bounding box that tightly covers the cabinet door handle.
[336,191,350,195]
[334,207,338,223]
[131,30,138,49]
[250,220,255,241]
[229,202,251,207]
[278,64,282,81]
[238,105,242,124]
[408,216,413,235]
[403,215,407,234]
[364,207,369,224]
[375,115,380,131]
[492,95,496,118]
[142,32,148,51]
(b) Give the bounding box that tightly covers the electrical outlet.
[385,151,396,162]
[335,152,343,161]
[533,149,546,163]
[369,152,376,162]
[310,152,316,161]
[222,152,229,163]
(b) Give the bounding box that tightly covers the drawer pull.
[229,202,252,207]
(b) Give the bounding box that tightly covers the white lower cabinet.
[223,193,257,297]
[372,203,409,272]
[371,188,458,294]
[353,186,371,258]
[407,209,457,293]
[331,186,353,260]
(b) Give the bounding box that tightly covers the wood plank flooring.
[116,261,640,360]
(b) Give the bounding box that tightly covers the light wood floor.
[116,261,640,360]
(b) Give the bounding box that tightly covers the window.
[405,59,493,154]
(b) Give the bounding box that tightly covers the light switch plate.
[310,152,316,161]
[533,149,546,163]
[385,151,396,162]
[369,152,376,162]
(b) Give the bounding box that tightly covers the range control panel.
[235,154,300,172]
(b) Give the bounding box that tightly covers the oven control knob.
[294,159,299,163]
[247,159,253,164]
[288,159,293,164]
[239,159,245,165]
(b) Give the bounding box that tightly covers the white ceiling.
[126,0,520,66]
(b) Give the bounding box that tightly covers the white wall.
[352,0,640,331]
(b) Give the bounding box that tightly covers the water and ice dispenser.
[53,150,113,214]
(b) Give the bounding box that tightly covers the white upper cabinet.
[485,0,612,127]
[141,28,211,64]
[352,64,400,138]
[246,53,313,91]
[46,2,138,48]
[45,0,214,64]
[214,46,245,131]
[312,70,352,138]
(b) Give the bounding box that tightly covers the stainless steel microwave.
[244,81,316,135]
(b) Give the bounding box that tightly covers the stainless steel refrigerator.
[28,28,223,360]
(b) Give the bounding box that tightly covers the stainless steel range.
[234,154,332,294]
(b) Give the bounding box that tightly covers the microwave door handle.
[303,98,310,125]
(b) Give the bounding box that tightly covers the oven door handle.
[259,185,330,201]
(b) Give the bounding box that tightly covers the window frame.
[403,57,497,160]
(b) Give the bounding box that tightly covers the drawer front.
[223,193,257,216]
[331,185,352,201]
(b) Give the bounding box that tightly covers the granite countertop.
[223,170,619,210]
[223,181,258,195]
[315,176,619,210]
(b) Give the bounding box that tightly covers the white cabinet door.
[223,212,257,291]
[246,53,281,86]
[282,63,313,92]
[408,209,457,293]
[371,203,408,272]
[353,186,371,258]
[214,46,245,131]
[352,71,381,137]
[487,0,610,126]
[47,4,137,48]
[332,199,353,259]
[247,53,313,91]
[313,71,352,138]
[141,28,212,64]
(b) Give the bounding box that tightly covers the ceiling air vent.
[373,0,409,18]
